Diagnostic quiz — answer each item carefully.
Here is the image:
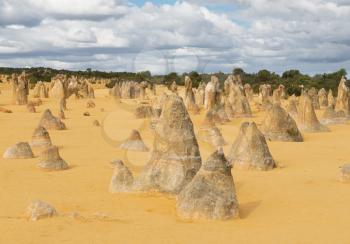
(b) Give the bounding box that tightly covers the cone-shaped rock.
[39,109,66,130]
[328,89,335,106]
[134,94,202,194]
[228,122,276,170]
[321,105,346,125]
[297,93,329,132]
[335,76,349,112]
[109,160,134,193]
[31,126,52,148]
[3,142,34,159]
[176,150,239,220]
[318,88,328,107]
[119,130,149,152]
[261,104,303,142]
[37,146,68,170]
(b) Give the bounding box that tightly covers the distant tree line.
[0,66,347,96]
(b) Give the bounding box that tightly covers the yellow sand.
[1,83,350,244]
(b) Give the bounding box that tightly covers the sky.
[0,0,349,75]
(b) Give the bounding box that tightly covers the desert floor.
[1,83,350,244]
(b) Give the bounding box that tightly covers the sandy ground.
[1,83,350,244]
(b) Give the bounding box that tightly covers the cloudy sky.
[0,0,349,75]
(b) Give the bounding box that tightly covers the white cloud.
[0,0,349,74]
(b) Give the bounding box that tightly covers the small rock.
[340,164,350,182]
[92,120,100,127]
[3,142,34,159]
[26,200,57,221]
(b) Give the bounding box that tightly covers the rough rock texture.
[205,76,220,110]
[134,94,202,194]
[31,126,52,148]
[244,83,254,101]
[195,83,205,108]
[109,160,134,193]
[339,164,350,182]
[176,150,239,220]
[12,72,29,105]
[261,104,303,142]
[308,87,320,110]
[224,75,252,118]
[228,122,276,170]
[320,105,346,125]
[328,89,335,106]
[3,142,34,159]
[184,76,200,114]
[286,98,298,120]
[39,109,66,130]
[297,93,329,132]
[318,88,328,107]
[33,81,48,98]
[258,84,272,109]
[198,126,226,149]
[135,105,153,119]
[119,130,149,152]
[37,146,69,170]
[26,201,57,221]
[335,76,349,112]
[272,85,285,104]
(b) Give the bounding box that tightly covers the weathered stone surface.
[321,105,346,125]
[198,126,226,149]
[26,201,57,221]
[184,76,200,114]
[328,89,335,106]
[261,104,303,142]
[335,76,349,112]
[134,94,202,194]
[318,88,328,107]
[119,130,149,152]
[109,160,134,193]
[205,76,220,110]
[224,75,252,118]
[176,150,239,220]
[244,83,254,101]
[12,72,29,105]
[286,98,298,120]
[3,142,34,159]
[228,122,276,170]
[37,146,69,170]
[297,93,329,132]
[31,126,52,148]
[39,109,66,130]
[135,105,153,119]
[308,87,320,110]
[33,81,48,98]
